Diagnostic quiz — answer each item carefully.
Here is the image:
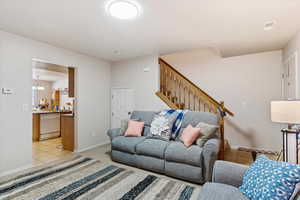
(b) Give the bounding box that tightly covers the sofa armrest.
[202,138,220,182]
[107,128,121,142]
[212,160,248,187]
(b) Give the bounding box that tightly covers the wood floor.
[32,138,263,166]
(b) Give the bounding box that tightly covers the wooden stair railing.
[156,58,234,160]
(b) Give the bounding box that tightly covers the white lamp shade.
[271,101,300,124]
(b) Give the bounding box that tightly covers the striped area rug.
[0,155,201,200]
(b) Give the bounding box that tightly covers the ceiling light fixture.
[264,20,276,31]
[106,0,141,20]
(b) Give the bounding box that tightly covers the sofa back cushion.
[130,111,158,136]
[182,111,219,127]
[178,111,219,139]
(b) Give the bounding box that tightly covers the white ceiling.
[0,0,300,61]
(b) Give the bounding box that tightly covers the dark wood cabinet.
[61,114,74,151]
[32,113,40,141]
[68,67,75,98]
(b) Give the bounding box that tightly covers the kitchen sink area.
[32,110,72,141]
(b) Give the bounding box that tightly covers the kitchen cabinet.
[40,113,60,140]
[61,114,74,151]
[32,111,72,142]
[68,68,75,98]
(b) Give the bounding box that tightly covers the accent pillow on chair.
[239,155,300,200]
[196,122,219,147]
[180,124,202,147]
[124,120,144,137]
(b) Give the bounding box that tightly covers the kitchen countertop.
[32,110,72,114]
[61,113,74,117]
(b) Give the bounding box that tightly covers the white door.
[282,52,298,164]
[111,88,134,129]
[283,52,298,100]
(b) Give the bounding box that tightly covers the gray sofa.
[107,110,220,184]
[200,160,300,200]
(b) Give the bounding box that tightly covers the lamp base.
[281,128,299,164]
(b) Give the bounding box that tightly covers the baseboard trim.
[76,141,110,153]
[0,164,33,177]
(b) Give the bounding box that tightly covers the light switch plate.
[143,67,150,72]
[2,88,13,94]
[22,104,29,112]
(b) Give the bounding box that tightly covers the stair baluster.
[155,58,234,160]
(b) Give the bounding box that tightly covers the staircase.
[156,58,234,159]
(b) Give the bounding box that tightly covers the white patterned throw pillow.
[150,113,177,140]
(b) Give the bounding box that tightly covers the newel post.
[219,101,225,160]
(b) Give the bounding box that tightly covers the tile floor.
[32,137,72,166]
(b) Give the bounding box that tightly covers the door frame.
[31,58,78,151]
[110,87,134,129]
[282,51,298,99]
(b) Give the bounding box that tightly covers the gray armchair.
[199,161,250,200]
[200,160,300,200]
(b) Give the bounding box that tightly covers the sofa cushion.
[178,111,219,139]
[130,111,158,136]
[182,111,219,128]
[136,138,170,159]
[199,183,249,200]
[112,136,146,154]
[165,141,203,167]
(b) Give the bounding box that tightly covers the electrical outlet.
[91,131,96,137]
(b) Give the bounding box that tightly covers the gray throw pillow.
[150,113,177,140]
[119,118,140,136]
[195,122,219,147]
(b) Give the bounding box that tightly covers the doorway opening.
[31,60,75,165]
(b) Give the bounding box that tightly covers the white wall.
[161,49,282,151]
[111,55,166,112]
[0,30,111,174]
[283,29,300,98]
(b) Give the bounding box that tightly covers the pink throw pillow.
[180,124,202,147]
[124,120,144,137]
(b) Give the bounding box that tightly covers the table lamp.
[271,100,300,164]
